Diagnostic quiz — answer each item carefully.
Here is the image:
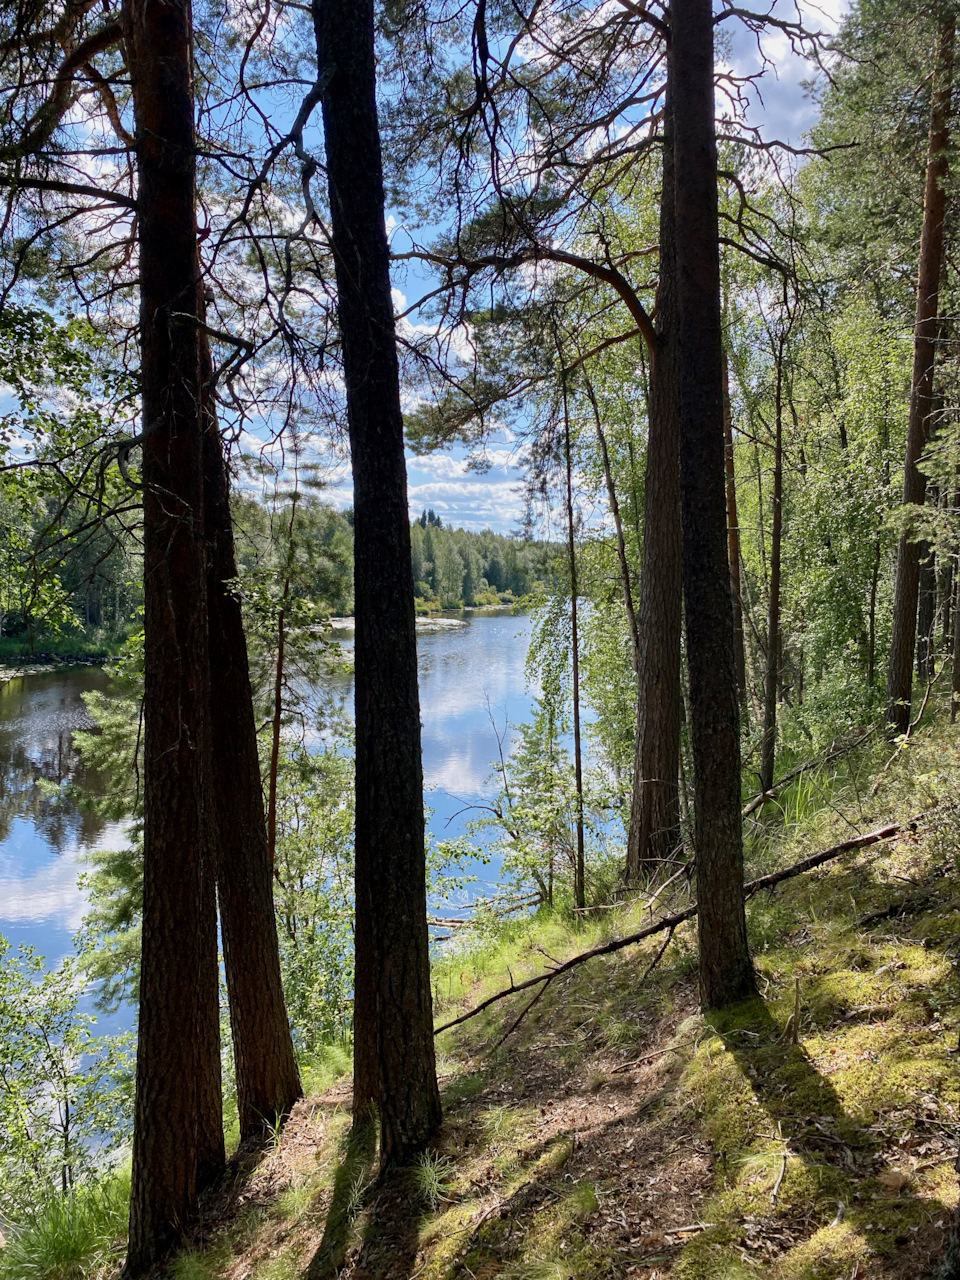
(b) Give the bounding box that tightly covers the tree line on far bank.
[0,465,550,657]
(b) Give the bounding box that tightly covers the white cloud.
[0,821,130,932]
[722,0,850,144]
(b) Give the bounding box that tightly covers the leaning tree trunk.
[199,322,303,1143]
[585,379,640,668]
[670,0,756,1010]
[124,0,223,1269]
[886,17,955,735]
[625,81,682,883]
[313,0,441,1167]
[917,540,937,683]
[561,376,586,910]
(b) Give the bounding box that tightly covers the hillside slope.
[178,724,959,1280]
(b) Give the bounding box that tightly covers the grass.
[0,1173,130,1280]
[0,635,126,665]
[7,708,959,1280]
[407,1152,455,1211]
[300,1042,353,1097]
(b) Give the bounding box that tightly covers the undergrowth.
[0,1172,130,1280]
[7,711,960,1280]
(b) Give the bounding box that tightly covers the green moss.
[532,1137,574,1175]
[777,1223,868,1280]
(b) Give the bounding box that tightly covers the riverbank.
[328,602,526,629]
[0,654,110,688]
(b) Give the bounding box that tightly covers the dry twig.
[435,817,917,1036]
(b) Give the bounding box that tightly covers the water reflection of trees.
[0,671,111,855]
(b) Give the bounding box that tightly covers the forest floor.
[182,720,959,1280]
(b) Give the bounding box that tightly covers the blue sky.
[367,0,851,536]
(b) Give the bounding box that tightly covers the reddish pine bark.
[124,0,223,1268]
[886,18,954,734]
[199,323,303,1142]
[313,0,441,1165]
[670,0,756,1010]
[625,84,682,882]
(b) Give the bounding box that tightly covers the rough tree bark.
[625,82,683,883]
[886,16,954,734]
[670,0,756,1009]
[199,321,303,1143]
[124,0,223,1268]
[313,0,441,1166]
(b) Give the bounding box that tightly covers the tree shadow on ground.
[197,1124,292,1236]
[304,1116,379,1280]
[708,995,953,1278]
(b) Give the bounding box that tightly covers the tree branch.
[0,175,137,211]
[0,21,123,161]
[435,817,918,1035]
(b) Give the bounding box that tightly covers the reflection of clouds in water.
[418,618,532,799]
[0,850,87,930]
[0,821,129,931]
[424,746,496,799]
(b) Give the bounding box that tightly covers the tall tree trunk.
[760,339,784,796]
[917,540,937,683]
[886,17,954,734]
[313,0,441,1167]
[124,0,223,1269]
[561,376,586,911]
[199,323,303,1143]
[670,0,755,1009]
[625,82,682,883]
[722,352,747,707]
[268,499,297,867]
[868,535,881,692]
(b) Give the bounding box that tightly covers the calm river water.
[0,610,534,966]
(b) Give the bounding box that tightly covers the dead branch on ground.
[434,816,918,1036]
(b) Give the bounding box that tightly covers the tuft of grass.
[407,1151,454,1212]
[169,1252,220,1280]
[0,1174,129,1280]
[585,1069,608,1093]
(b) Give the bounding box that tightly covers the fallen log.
[741,729,874,818]
[434,816,917,1036]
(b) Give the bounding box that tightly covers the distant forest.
[410,509,551,610]
[0,490,550,657]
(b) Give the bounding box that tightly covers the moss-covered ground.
[162,718,958,1280]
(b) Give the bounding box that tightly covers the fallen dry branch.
[435,817,917,1036]
[741,729,874,818]
[610,1039,690,1074]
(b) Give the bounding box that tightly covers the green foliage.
[272,741,355,1052]
[409,520,549,610]
[0,1171,130,1280]
[0,938,133,1216]
[0,306,142,654]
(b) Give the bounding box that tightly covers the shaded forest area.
[0,0,959,1278]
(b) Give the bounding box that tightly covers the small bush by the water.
[0,1173,129,1280]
